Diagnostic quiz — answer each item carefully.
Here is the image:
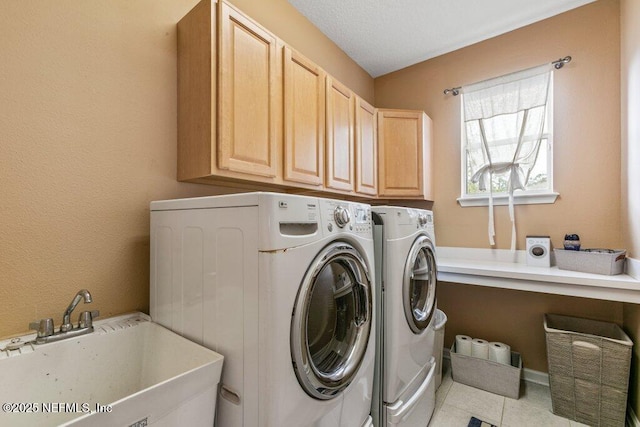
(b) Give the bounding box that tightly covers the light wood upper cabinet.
[377,109,433,199]
[325,76,355,193]
[354,97,377,196]
[283,47,325,187]
[177,0,432,200]
[218,1,281,178]
[177,0,283,184]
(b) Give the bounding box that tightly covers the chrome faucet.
[60,289,92,332]
[29,289,99,344]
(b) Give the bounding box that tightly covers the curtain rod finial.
[444,87,460,96]
[553,56,572,69]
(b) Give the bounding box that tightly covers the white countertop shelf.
[436,247,640,304]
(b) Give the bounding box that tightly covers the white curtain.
[462,64,552,250]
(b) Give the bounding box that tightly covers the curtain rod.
[443,56,572,96]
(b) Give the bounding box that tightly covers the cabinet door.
[219,1,279,177]
[283,47,325,186]
[378,110,430,198]
[355,97,377,196]
[326,77,355,192]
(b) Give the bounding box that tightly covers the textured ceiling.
[287,0,596,77]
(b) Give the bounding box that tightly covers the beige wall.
[375,0,621,251]
[0,0,373,339]
[621,0,640,416]
[438,282,623,372]
[620,0,640,261]
[374,0,624,371]
[0,0,632,394]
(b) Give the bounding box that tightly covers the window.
[456,64,559,249]
[458,64,558,207]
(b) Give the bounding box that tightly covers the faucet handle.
[29,318,54,338]
[78,310,100,329]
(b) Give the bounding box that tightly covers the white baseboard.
[443,348,549,386]
[522,368,549,386]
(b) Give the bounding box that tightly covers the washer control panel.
[418,213,428,227]
[320,200,371,236]
[351,205,372,234]
[334,206,351,228]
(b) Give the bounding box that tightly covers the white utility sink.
[0,312,224,427]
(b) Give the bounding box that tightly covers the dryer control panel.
[411,209,435,245]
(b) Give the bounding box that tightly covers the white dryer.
[150,192,376,427]
[371,207,438,427]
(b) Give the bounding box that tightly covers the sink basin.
[0,312,224,427]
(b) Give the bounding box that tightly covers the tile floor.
[430,362,590,427]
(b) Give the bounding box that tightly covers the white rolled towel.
[471,338,489,359]
[488,342,511,365]
[455,335,472,356]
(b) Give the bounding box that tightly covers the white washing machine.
[150,192,376,427]
[371,207,438,427]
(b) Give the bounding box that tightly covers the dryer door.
[291,241,373,400]
[403,235,437,334]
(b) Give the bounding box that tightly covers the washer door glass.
[291,241,372,400]
[403,235,437,333]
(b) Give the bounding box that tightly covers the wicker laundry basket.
[544,314,633,427]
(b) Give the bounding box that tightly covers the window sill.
[436,247,640,303]
[457,191,559,207]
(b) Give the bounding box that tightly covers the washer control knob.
[334,206,351,228]
[418,214,428,227]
